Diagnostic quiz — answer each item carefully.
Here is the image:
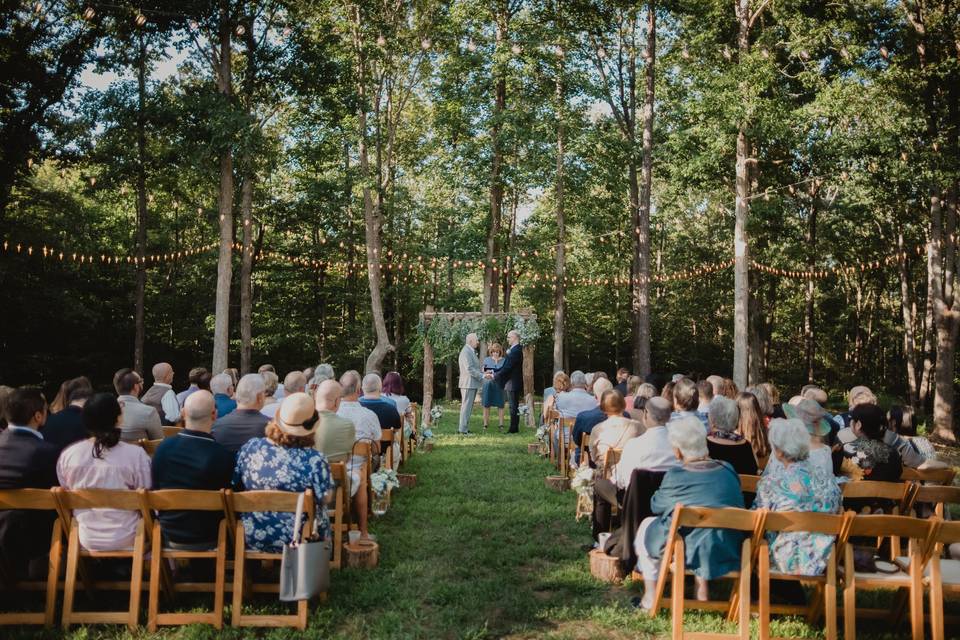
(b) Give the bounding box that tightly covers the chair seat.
[768,570,828,584]
[898,556,960,584]
[839,565,910,583]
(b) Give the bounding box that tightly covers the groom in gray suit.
[457,333,484,435]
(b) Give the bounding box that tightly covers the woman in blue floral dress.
[233,393,332,551]
[754,419,841,576]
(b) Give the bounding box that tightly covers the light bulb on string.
[421,38,431,50]
[235,24,245,37]
[597,46,607,59]
[189,20,199,31]
[879,46,889,59]
[82,6,95,20]
[134,13,146,27]
[377,34,386,47]
[511,43,521,55]
[467,39,477,52]
[282,25,292,38]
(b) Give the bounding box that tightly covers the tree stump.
[589,549,625,584]
[421,441,434,453]
[545,475,570,492]
[344,540,380,569]
[527,443,540,454]
[397,473,417,488]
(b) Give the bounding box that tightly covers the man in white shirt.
[140,362,180,425]
[555,370,598,418]
[612,396,678,489]
[113,368,163,442]
[336,370,381,541]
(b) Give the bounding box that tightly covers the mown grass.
[7,405,953,639]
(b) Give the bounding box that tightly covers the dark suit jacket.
[41,405,88,451]
[0,429,60,580]
[494,343,523,392]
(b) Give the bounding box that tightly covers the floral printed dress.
[232,438,332,552]
[753,458,841,576]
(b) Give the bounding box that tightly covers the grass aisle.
[18,408,910,639]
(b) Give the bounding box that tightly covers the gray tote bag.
[279,492,330,602]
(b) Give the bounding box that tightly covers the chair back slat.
[380,429,395,443]
[761,510,846,535]
[601,448,622,480]
[846,512,936,539]
[900,467,956,485]
[329,462,347,483]
[162,426,183,439]
[841,480,910,501]
[146,489,226,511]
[739,474,761,493]
[138,438,163,456]
[936,519,960,544]
[912,485,960,517]
[0,488,57,510]
[674,505,758,531]
[230,489,313,514]
[55,488,146,511]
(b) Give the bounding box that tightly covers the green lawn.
[7,405,944,639]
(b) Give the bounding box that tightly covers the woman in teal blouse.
[633,416,745,610]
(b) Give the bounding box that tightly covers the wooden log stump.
[397,473,417,489]
[344,540,380,569]
[421,441,434,453]
[527,443,540,454]
[589,549,625,584]
[545,475,570,492]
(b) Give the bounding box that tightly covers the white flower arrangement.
[430,404,443,420]
[536,423,549,442]
[570,466,595,499]
[370,468,400,497]
[518,404,530,417]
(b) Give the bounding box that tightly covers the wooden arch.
[419,306,537,428]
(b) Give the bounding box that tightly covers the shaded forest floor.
[8,407,960,639]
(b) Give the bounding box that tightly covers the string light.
[1,239,218,267]
[134,13,146,27]
[82,6,95,20]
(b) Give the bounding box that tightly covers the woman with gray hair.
[706,396,757,475]
[753,418,841,576]
[632,416,745,610]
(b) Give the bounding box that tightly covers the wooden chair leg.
[232,524,245,627]
[738,539,751,640]
[930,556,944,640]
[127,520,145,630]
[213,521,226,630]
[825,547,838,640]
[909,544,924,640]
[758,543,770,640]
[843,543,856,640]
[649,539,674,619]
[147,521,162,631]
[672,540,685,639]
[44,520,63,629]
[61,523,80,629]
[297,598,308,630]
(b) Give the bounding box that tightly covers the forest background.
[1,0,958,436]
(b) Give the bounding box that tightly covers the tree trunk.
[931,189,959,440]
[212,0,234,373]
[351,8,393,374]
[239,176,254,374]
[133,32,148,375]
[484,18,507,315]
[732,0,755,389]
[804,202,817,383]
[899,229,920,407]
[631,1,655,379]
[502,191,518,312]
[552,53,566,374]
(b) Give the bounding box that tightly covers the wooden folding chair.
[755,510,852,640]
[578,433,590,468]
[556,417,576,476]
[138,438,163,456]
[842,480,917,559]
[647,505,760,640]
[327,462,348,569]
[406,402,419,460]
[145,489,230,631]
[229,489,318,629]
[842,513,941,640]
[927,519,960,640]
[599,448,622,481]
[54,488,150,630]
[738,474,760,494]
[380,428,396,470]
[0,489,64,628]
[901,466,957,486]
[162,426,184,439]
[911,485,960,518]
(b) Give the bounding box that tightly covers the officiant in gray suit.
[457,333,484,435]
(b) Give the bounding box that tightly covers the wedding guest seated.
[273,370,304,401]
[212,373,270,454]
[259,371,280,419]
[837,385,876,429]
[569,378,614,466]
[660,380,675,407]
[314,381,355,464]
[614,367,630,395]
[359,374,401,459]
[837,403,903,482]
[588,390,642,464]
[888,404,936,462]
[556,371,598,418]
[754,418,841,576]
[336,372,381,540]
[141,362,180,426]
[308,363,336,395]
[210,373,237,419]
[836,394,934,470]
[737,392,771,469]
[695,380,713,425]
[43,385,92,450]
[771,399,834,479]
[57,393,152,551]
[0,385,12,429]
[706,396,757,476]
[760,382,785,419]
[623,376,644,415]
[49,375,92,415]
[382,371,413,427]
[633,417,745,610]
[667,377,707,432]
[176,367,207,407]
[152,391,233,547]
[113,368,163,442]
[718,378,739,399]
[233,393,332,552]
[0,387,59,581]
[541,371,570,420]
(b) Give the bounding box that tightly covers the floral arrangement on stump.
[370,468,400,516]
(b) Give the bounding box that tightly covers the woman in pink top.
[56,393,152,551]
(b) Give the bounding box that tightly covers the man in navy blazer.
[493,330,524,433]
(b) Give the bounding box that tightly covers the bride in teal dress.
[481,342,506,431]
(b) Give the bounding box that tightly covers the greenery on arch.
[413,313,541,364]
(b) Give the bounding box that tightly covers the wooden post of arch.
[422,305,435,428]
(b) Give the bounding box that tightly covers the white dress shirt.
[152,383,181,423]
[613,425,679,489]
[337,400,382,475]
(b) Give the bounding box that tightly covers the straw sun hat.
[275,392,320,437]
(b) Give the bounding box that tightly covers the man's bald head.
[152,362,173,384]
[645,396,672,426]
[315,380,343,412]
[183,390,216,432]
